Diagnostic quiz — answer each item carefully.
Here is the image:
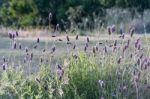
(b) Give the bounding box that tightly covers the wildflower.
[57,65,64,81]
[58,38,63,41]
[123,44,128,53]
[2,64,6,70]
[84,46,87,52]
[56,24,59,31]
[8,33,13,39]
[33,44,37,49]
[111,25,116,33]
[119,28,123,34]
[37,37,40,43]
[19,43,22,49]
[93,46,96,54]
[51,46,56,53]
[113,46,116,52]
[25,47,28,53]
[75,34,78,40]
[2,56,6,62]
[108,26,111,35]
[85,43,88,47]
[16,31,19,37]
[127,39,130,46]
[130,53,133,58]
[114,40,117,46]
[52,35,56,37]
[30,53,33,60]
[117,56,122,64]
[23,57,27,63]
[67,42,72,44]
[96,45,98,51]
[49,12,52,21]
[87,37,90,42]
[13,42,17,49]
[40,58,43,63]
[140,54,143,59]
[35,78,40,83]
[119,33,125,39]
[99,42,103,45]
[136,59,140,65]
[12,33,15,39]
[66,35,70,42]
[104,46,107,53]
[73,44,76,50]
[43,49,46,52]
[130,27,135,37]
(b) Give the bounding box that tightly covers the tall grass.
[0,27,150,99]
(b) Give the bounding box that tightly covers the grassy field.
[0,34,150,99]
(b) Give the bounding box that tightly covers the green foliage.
[0,0,149,27]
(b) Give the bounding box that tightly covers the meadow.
[0,28,150,99]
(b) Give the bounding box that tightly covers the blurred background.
[0,0,150,36]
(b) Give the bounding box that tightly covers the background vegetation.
[0,0,150,28]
